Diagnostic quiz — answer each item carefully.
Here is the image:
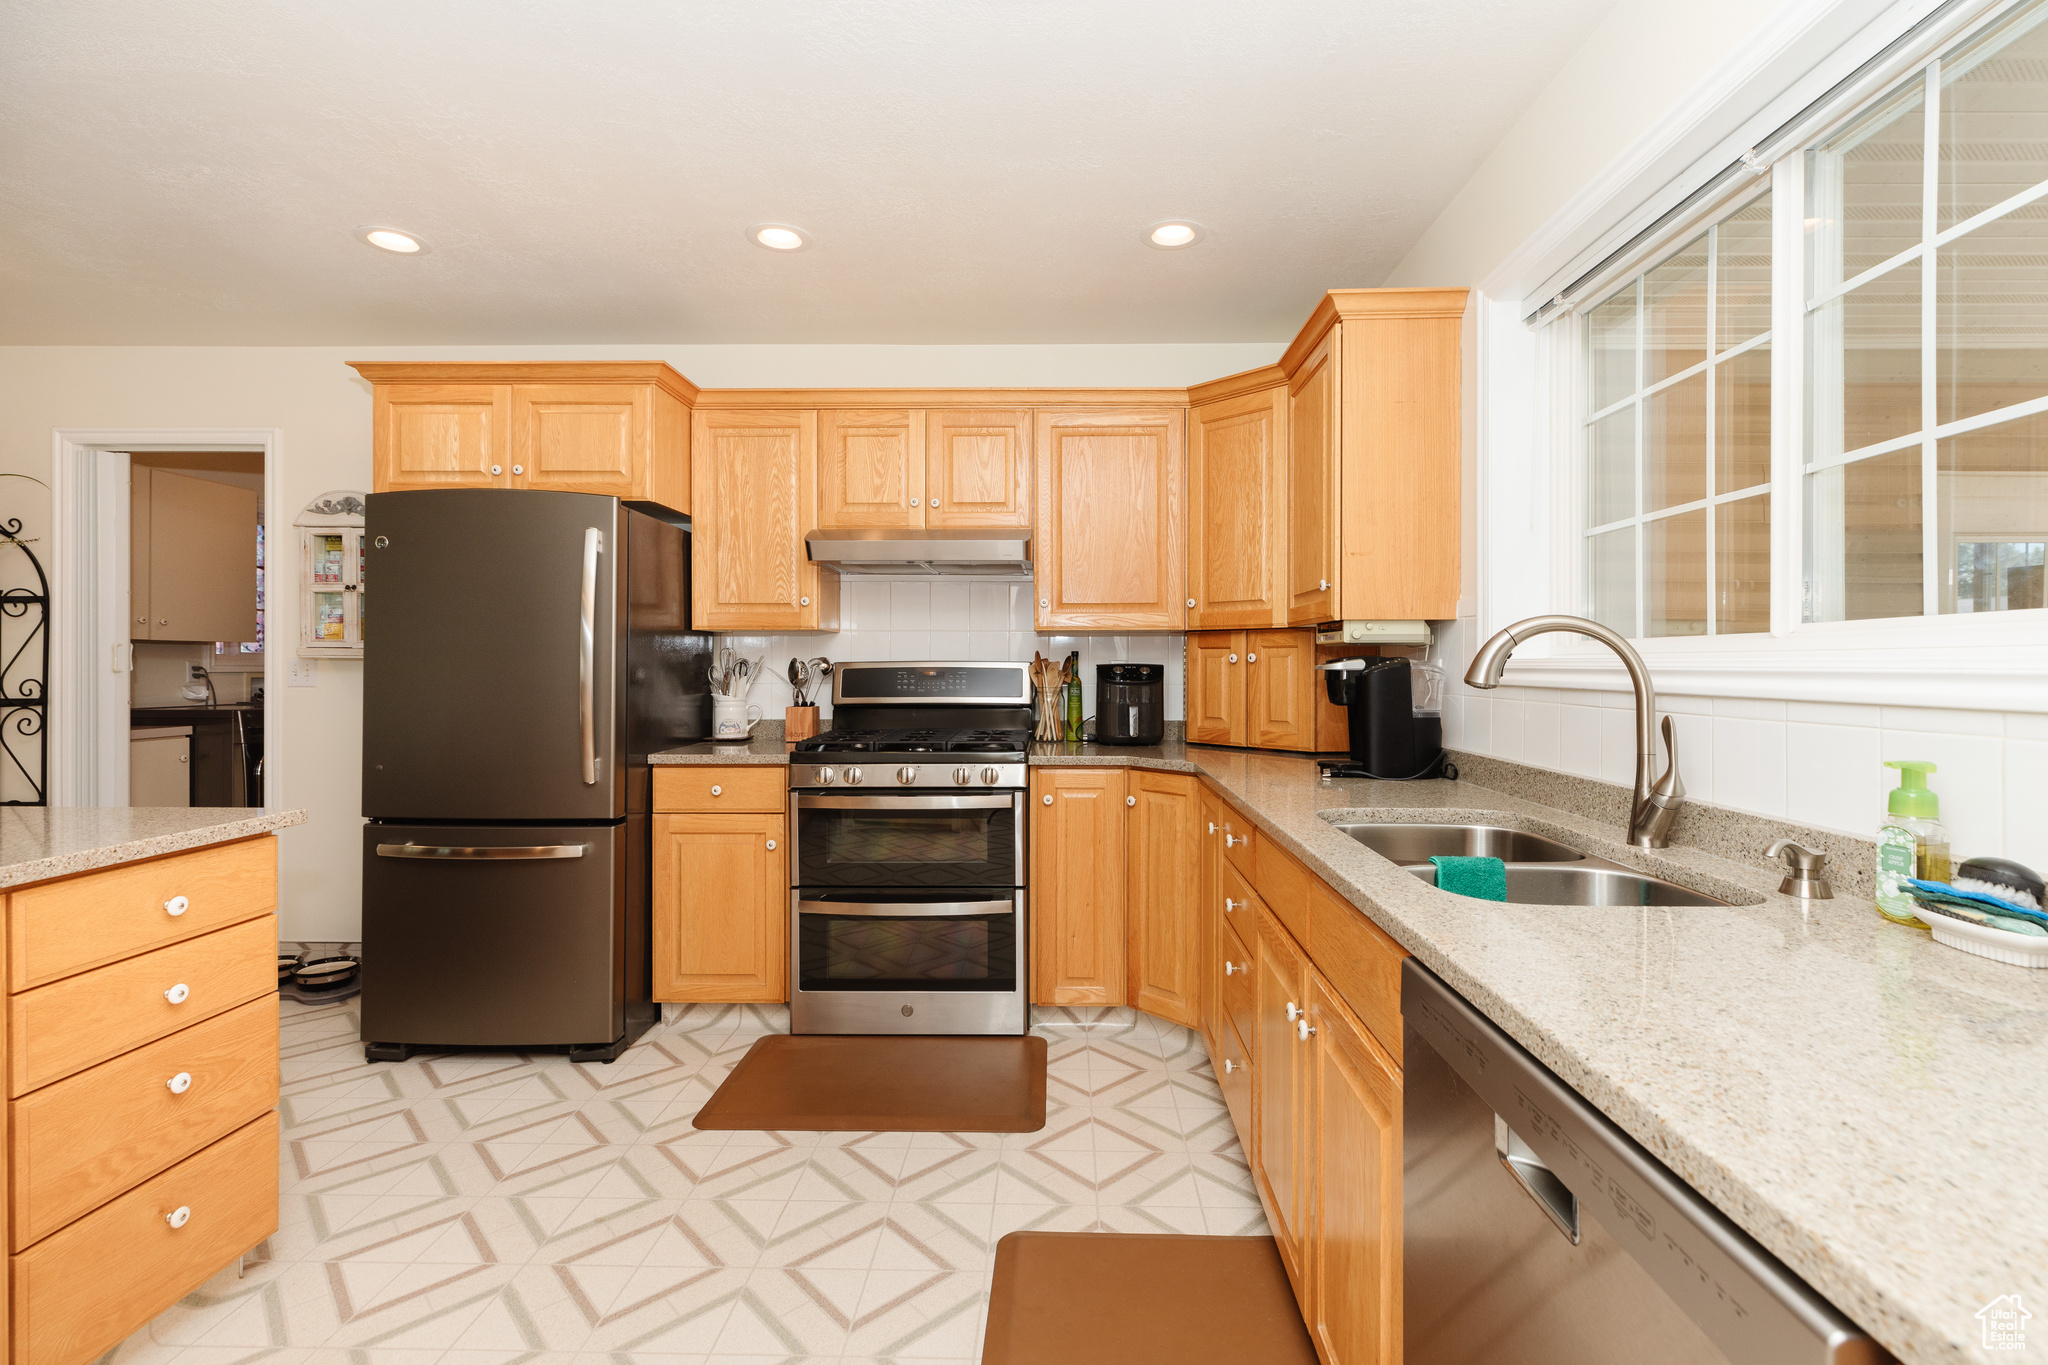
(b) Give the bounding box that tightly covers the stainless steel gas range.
[786,662,1032,1036]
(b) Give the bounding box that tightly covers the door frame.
[48,427,283,807]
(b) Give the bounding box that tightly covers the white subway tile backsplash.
[1882,730,2003,857]
[889,630,931,660]
[1880,705,2004,738]
[1786,722,1881,836]
[929,630,971,660]
[1597,706,1636,786]
[1710,717,1787,818]
[2005,712,2048,743]
[1491,698,1526,762]
[1786,699,1881,727]
[930,581,972,630]
[1523,700,1563,770]
[968,630,1010,660]
[1712,696,1787,722]
[2003,739,2048,871]
[1559,704,1601,778]
[1462,693,1494,755]
[847,580,892,632]
[969,582,1011,630]
[1658,693,1715,716]
[889,581,931,628]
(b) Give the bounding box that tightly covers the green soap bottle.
[1876,761,1951,924]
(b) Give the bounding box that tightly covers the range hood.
[805,528,1033,577]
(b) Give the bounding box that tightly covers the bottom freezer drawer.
[362,823,628,1048]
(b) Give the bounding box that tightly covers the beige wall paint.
[0,340,1281,940]
[1382,0,1786,288]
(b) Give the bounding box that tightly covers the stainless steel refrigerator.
[361,490,711,1063]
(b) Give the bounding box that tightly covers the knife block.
[785,706,819,742]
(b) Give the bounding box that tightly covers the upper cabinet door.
[511,384,648,497]
[818,409,925,528]
[691,409,835,632]
[1288,332,1339,626]
[1034,408,1187,631]
[1190,387,1288,629]
[926,409,1032,528]
[1247,629,1316,752]
[373,383,511,490]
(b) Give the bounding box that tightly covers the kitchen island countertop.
[0,806,307,888]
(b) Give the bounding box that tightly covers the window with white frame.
[1805,0,2048,622]
[1583,192,1774,637]
[1579,0,2048,640]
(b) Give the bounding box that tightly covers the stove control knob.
[815,767,835,785]
[954,767,972,785]
[897,765,918,785]
[845,767,863,785]
[981,766,999,784]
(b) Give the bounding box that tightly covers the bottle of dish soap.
[1876,761,1951,923]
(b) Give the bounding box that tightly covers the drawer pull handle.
[1223,1059,1240,1074]
[164,895,190,917]
[710,785,722,796]
[167,1071,193,1095]
[164,983,190,1005]
[1223,832,1245,848]
[166,1206,191,1230]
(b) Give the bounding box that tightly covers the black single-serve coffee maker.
[1317,657,1454,780]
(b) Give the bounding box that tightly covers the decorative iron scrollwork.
[0,520,48,806]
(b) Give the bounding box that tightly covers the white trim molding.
[50,428,284,808]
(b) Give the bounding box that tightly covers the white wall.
[0,341,1277,940]
[1390,0,2048,870]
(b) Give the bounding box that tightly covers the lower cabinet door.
[1254,908,1310,1287]
[1126,772,1199,1026]
[652,813,788,1002]
[1308,976,1402,1365]
[12,1112,279,1365]
[1029,769,1128,1006]
[1215,1016,1255,1160]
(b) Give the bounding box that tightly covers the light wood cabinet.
[690,408,839,632]
[1029,768,1128,1006]
[1307,976,1402,1365]
[927,409,1032,528]
[1255,906,1312,1288]
[1034,408,1186,630]
[1196,783,1230,1058]
[130,468,259,643]
[651,810,787,1003]
[818,409,926,527]
[1126,771,1198,1027]
[353,363,693,509]
[1190,384,1288,629]
[1185,629,1315,753]
[1281,290,1467,625]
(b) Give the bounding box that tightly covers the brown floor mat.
[691,1034,1047,1132]
[981,1231,1319,1365]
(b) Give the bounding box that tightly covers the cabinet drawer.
[1252,837,1312,947]
[1220,812,1256,879]
[9,837,276,992]
[1219,861,1259,964]
[653,767,786,812]
[1215,1015,1254,1152]
[12,995,278,1249]
[10,917,275,1097]
[1218,928,1256,1050]
[11,1112,278,1365]
[1309,881,1407,1066]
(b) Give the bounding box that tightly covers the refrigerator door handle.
[376,842,589,860]
[579,527,601,785]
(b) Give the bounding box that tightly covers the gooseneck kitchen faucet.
[1463,614,1684,848]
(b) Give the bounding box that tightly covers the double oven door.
[789,790,1027,1035]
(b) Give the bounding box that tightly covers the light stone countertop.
[644,731,2042,1361]
[0,806,308,888]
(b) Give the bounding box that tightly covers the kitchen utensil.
[789,657,809,705]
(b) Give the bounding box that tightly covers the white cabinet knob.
[1126,795,1136,806]
[164,983,190,1005]
[159,619,169,626]
[1247,653,1258,663]
[1227,653,1238,664]
[167,1071,193,1095]
[1207,821,1218,835]
[910,498,920,507]
[709,785,722,796]
[929,499,940,507]
[1285,1001,1300,1022]
[1186,598,1196,608]
[166,1206,192,1230]
[1298,1018,1317,1042]
[490,465,503,476]
[1224,898,1239,913]
[1040,599,1049,609]
[512,464,524,475]
[164,896,189,917]
[800,596,810,607]
[1319,579,1330,591]
[1043,794,1054,805]
[765,839,777,851]
[1224,960,1240,976]
[1223,1058,1240,1074]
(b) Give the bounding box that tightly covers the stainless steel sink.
[1336,823,1587,864]
[1406,862,1729,907]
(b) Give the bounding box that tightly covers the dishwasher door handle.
[1496,1114,1580,1244]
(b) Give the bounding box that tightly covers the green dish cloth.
[1430,855,1506,901]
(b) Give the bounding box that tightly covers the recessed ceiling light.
[1145,221,1204,249]
[355,226,429,254]
[749,223,810,252]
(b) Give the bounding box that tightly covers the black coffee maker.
[1319,657,1451,780]
[1094,663,1165,745]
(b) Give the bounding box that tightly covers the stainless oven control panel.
[789,762,1028,790]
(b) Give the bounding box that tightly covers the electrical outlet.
[289,659,319,688]
[184,661,208,683]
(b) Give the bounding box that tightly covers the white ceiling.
[0,0,1614,346]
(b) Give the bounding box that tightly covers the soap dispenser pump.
[1876,760,1951,924]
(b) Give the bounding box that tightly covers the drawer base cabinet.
[651,769,789,1003]
[12,1114,279,1365]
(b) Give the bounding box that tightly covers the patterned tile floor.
[104,998,1266,1365]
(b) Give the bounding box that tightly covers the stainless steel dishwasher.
[1402,959,1893,1365]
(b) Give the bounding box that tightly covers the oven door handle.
[793,794,1015,811]
[796,899,1015,919]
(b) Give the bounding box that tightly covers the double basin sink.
[1336,822,1729,907]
